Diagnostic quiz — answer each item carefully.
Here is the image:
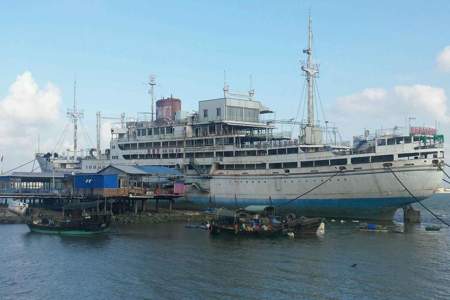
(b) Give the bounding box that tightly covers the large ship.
[38,17,444,220]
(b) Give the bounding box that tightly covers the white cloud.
[437,46,450,72]
[333,84,449,139]
[0,72,62,171]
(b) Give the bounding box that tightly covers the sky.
[0,0,449,170]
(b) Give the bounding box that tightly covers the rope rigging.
[3,159,36,175]
[388,166,450,227]
[276,169,343,207]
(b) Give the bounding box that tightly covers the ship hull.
[184,165,442,221]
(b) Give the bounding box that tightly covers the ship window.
[216,151,224,157]
[162,154,168,159]
[130,143,137,150]
[169,153,177,158]
[395,137,404,144]
[268,149,277,155]
[283,162,298,168]
[162,142,169,148]
[351,156,370,164]
[287,147,299,154]
[235,164,245,170]
[185,153,194,158]
[314,160,329,167]
[246,150,256,156]
[215,138,224,145]
[216,108,221,117]
[195,139,204,146]
[195,152,204,158]
[166,127,173,134]
[245,164,256,170]
[398,152,419,159]
[371,155,394,163]
[301,161,313,168]
[131,154,138,159]
[257,150,267,156]
[377,139,386,146]
[203,109,208,118]
[204,152,214,158]
[330,159,347,166]
[387,138,395,145]
[154,128,160,135]
[169,141,177,147]
[147,128,152,135]
[177,141,184,147]
[255,163,266,169]
[225,165,234,170]
[186,140,194,147]
[269,163,282,169]
[234,151,242,157]
[176,153,183,158]
[277,148,287,155]
[218,164,224,170]
[224,151,234,157]
[205,139,214,146]
[404,136,412,143]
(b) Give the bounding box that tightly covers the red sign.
[410,127,436,135]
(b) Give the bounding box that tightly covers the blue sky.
[1,0,449,167]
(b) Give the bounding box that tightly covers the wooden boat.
[27,201,111,235]
[208,205,323,237]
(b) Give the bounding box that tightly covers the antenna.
[148,75,156,122]
[66,79,84,161]
[223,70,229,98]
[248,74,255,99]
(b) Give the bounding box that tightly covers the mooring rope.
[439,163,450,181]
[276,169,342,207]
[388,167,450,227]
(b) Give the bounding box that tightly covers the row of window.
[376,136,418,146]
[136,127,174,137]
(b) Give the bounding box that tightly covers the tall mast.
[67,80,83,161]
[148,75,156,122]
[301,14,318,127]
[96,111,101,158]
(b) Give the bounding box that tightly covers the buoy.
[331,219,336,222]
[340,220,346,223]
[287,232,295,238]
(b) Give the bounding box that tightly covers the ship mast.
[148,75,156,122]
[300,14,322,145]
[302,14,318,127]
[67,80,84,161]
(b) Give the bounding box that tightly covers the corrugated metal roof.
[137,165,182,176]
[99,165,182,176]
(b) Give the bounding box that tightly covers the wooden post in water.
[155,199,159,212]
[169,199,173,213]
[134,200,138,215]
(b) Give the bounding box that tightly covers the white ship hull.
[184,162,442,220]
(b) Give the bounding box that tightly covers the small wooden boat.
[27,201,111,235]
[208,205,323,237]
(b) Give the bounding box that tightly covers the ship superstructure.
[39,17,445,220]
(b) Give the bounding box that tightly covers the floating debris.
[359,223,388,232]
[425,225,441,231]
